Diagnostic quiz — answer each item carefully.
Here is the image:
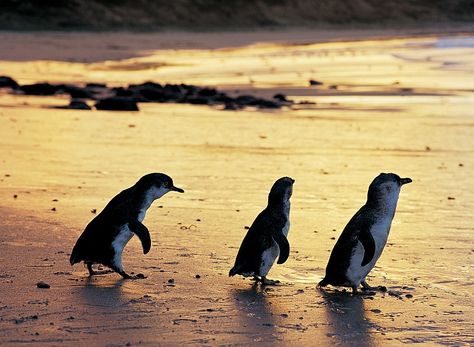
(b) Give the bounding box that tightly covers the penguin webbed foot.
[261,276,281,286]
[361,280,375,290]
[251,276,281,286]
[87,263,95,277]
[86,263,116,276]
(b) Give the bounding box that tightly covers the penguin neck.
[133,186,169,221]
[267,197,290,215]
[366,194,399,217]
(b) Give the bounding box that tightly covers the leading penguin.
[319,173,411,294]
[229,177,294,285]
[70,173,184,279]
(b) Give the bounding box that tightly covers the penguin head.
[268,176,295,206]
[367,173,411,203]
[136,173,184,199]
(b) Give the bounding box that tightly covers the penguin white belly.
[112,224,134,270]
[260,241,280,276]
[345,219,392,285]
[259,218,290,276]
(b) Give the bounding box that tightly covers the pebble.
[309,79,323,86]
[36,281,50,289]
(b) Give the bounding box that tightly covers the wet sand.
[0,31,473,345]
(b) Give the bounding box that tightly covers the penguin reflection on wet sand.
[319,173,412,294]
[229,177,294,285]
[70,173,184,279]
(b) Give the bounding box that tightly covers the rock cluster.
[0,76,293,111]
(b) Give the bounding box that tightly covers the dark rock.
[20,83,60,95]
[235,95,259,106]
[256,100,280,109]
[164,83,184,95]
[130,81,162,90]
[309,79,323,86]
[180,84,198,95]
[113,87,135,97]
[85,83,107,89]
[197,87,218,97]
[273,93,288,102]
[224,102,239,110]
[56,99,91,110]
[95,97,139,111]
[186,96,210,105]
[36,281,50,289]
[0,76,19,89]
[195,274,201,279]
[133,87,178,102]
[405,293,413,298]
[58,85,93,99]
[212,93,234,104]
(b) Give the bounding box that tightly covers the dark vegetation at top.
[0,0,473,30]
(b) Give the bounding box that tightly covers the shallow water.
[0,34,473,345]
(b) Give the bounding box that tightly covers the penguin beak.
[170,186,184,193]
[400,177,412,185]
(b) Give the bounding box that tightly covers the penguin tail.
[69,254,78,266]
[318,278,329,288]
[69,247,81,265]
[229,266,240,277]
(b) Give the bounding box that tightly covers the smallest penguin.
[229,177,294,285]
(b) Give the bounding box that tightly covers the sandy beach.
[0,30,473,346]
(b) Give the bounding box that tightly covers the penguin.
[319,173,411,294]
[70,173,184,279]
[229,177,294,285]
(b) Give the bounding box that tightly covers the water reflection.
[320,289,377,346]
[76,277,129,308]
[231,283,278,343]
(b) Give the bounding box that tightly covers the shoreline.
[1,25,474,63]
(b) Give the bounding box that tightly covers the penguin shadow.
[230,283,278,336]
[75,276,130,308]
[320,289,379,345]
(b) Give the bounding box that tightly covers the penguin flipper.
[359,230,375,266]
[273,231,290,264]
[129,220,151,254]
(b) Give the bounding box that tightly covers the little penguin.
[70,173,184,279]
[229,177,294,285]
[319,173,411,293]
